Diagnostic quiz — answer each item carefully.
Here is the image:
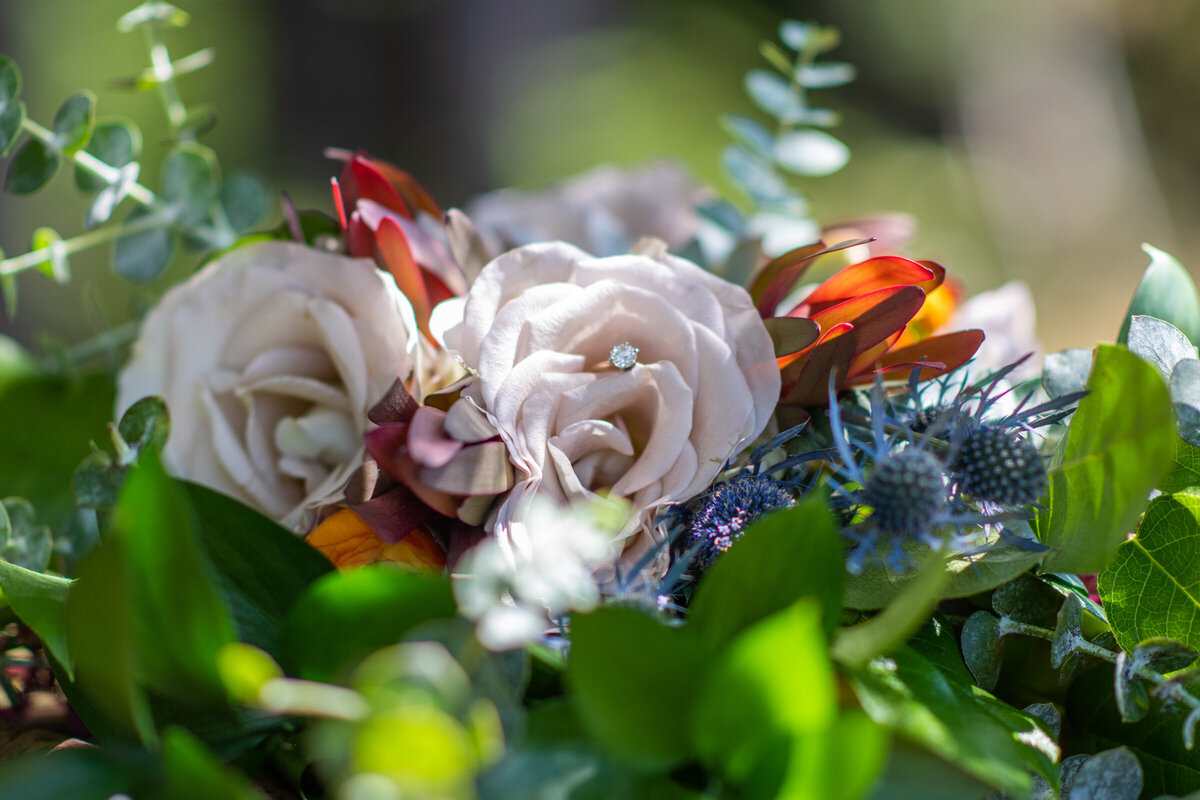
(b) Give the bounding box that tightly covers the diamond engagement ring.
[608,342,639,370]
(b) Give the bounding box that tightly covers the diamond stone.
[609,342,639,370]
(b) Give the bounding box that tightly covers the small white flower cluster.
[453,496,628,650]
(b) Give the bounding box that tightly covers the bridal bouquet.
[0,6,1197,799]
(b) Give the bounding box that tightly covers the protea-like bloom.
[328,150,468,339]
[752,239,985,408]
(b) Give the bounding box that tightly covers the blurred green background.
[1,0,1198,354]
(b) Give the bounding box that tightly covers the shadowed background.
[1,0,1198,355]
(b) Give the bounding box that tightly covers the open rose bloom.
[439,240,781,574]
[116,241,421,531]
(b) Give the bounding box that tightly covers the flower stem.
[142,24,192,141]
[0,212,164,276]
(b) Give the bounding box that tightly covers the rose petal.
[407,406,463,468]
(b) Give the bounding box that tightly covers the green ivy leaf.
[1038,344,1175,573]
[51,91,95,155]
[5,138,61,194]
[567,606,705,770]
[960,611,1003,691]
[278,567,455,683]
[1118,244,1200,346]
[1098,494,1200,652]
[1159,437,1200,494]
[0,559,72,675]
[113,206,174,283]
[688,494,843,646]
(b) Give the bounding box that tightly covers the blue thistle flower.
[953,422,1047,506]
[861,448,948,537]
[688,478,796,570]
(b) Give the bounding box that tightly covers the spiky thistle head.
[953,422,1047,506]
[860,448,949,537]
[688,478,796,570]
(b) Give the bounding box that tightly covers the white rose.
[441,240,780,572]
[116,241,420,531]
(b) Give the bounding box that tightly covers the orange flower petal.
[307,508,445,571]
[802,256,934,314]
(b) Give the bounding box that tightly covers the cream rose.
[440,240,780,571]
[116,240,420,531]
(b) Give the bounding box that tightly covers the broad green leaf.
[992,574,1064,627]
[5,138,60,194]
[0,56,20,109]
[161,142,218,225]
[1098,494,1200,652]
[160,727,266,800]
[863,742,993,800]
[692,600,887,799]
[278,566,455,682]
[184,482,331,655]
[0,560,71,674]
[30,226,69,283]
[688,494,843,646]
[220,171,270,233]
[851,645,1059,795]
[110,455,236,702]
[0,100,24,158]
[772,129,850,176]
[0,746,143,800]
[567,607,704,769]
[0,372,113,529]
[1068,664,1200,797]
[113,206,174,283]
[1039,344,1175,573]
[1118,244,1200,346]
[833,554,947,669]
[50,91,94,155]
[478,749,642,800]
[909,614,976,688]
[75,119,141,192]
[1159,436,1200,496]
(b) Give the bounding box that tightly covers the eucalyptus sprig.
[718,19,854,254]
[0,1,270,317]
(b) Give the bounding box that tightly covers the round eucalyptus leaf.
[5,137,61,194]
[51,91,95,155]
[0,99,25,158]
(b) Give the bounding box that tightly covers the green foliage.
[159,727,266,800]
[5,138,60,195]
[0,497,52,572]
[1118,244,1200,347]
[1038,344,1176,573]
[1160,436,1200,493]
[51,92,95,156]
[1099,494,1200,652]
[567,607,705,769]
[75,119,141,192]
[687,494,843,645]
[0,372,114,531]
[0,559,71,672]
[112,205,175,282]
[73,395,168,510]
[850,644,1059,796]
[278,567,456,683]
[0,57,24,159]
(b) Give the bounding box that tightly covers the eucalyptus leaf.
[161,142,218,225]
[75,119,141,192]
[0,497,51,572]
[721,113,773,158]
[113,206,174,283]
[772,129,850,176]
[219,171,270,233]
[723,144,786,203]
[50,91,95,155]
[116,1,190,32]
[1118,244,1200,346]
[1128,315,1196,380]
[744,69,799,120]
[1038,344,1175,573]
[1051,595,1085,670]
[5,137,60,194]
[1070,747,1144,800]
[1172,359,1200,434]
[1131,638,1200,674]
[992,574,1064,627]
[1114,650,1151,723]
[0,100,24,158]
[30,226,69,283]
[0,56,20,109]
[1098,494,1200,652]
[795,61,856,88]
[1042,347,1094,401]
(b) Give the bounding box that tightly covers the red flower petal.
[802,285,926,357]
[376,217,433,338]
[844,329,985,385]
[801,256,934,314]
[782,323,857,406]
